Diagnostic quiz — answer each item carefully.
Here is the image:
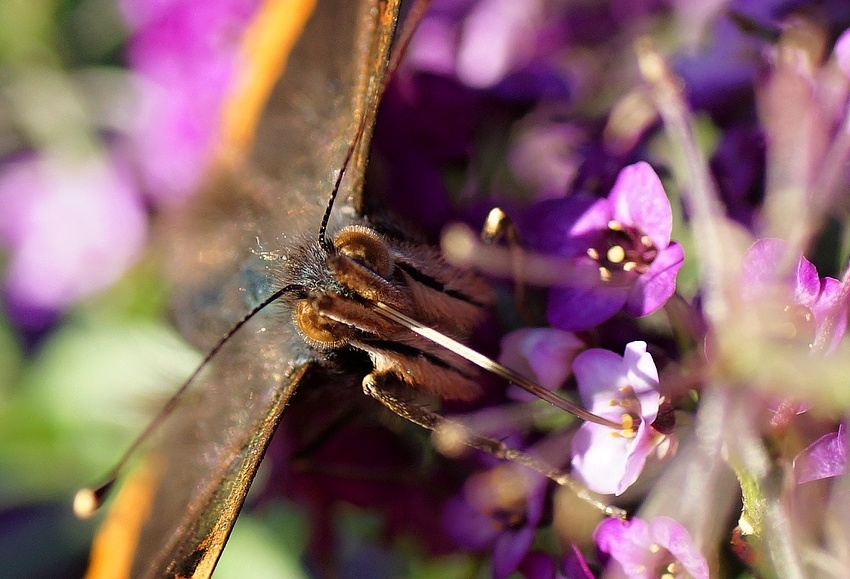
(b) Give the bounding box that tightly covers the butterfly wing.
[85,1,400,577]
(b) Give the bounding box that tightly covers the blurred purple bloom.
[836,28,850,79]
[672,16,761,119]
[741,238,848,351]
[407,0,569,98]
[710,127,765,228]
[0,153,147,326]
[498,328,584,401]
[794,424,849,484]
[517,551,557,579]
[522,162,684,331]
[571,341,675,495]
[516,546,594,579]
[442,467,548,579]
[595,516,709,579]
[508,122,586,197]
[120,0,259,204]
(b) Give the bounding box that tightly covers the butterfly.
[82,0,409,576]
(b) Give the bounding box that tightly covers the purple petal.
[547,283,628,331]
[648,517,710,579]
[456,0,542,88]
[594,517,654,571]
[493,526,537,579]
[622,341,660,421]
[608,162,672,249]
[499,328,584,399]
[811,277,850,349]
[560,544,594,579]
[406,15,458,76]
[571,423,630,495]
[520,195,611,256]
[794,425,849,484]
[122,0,259,203]
[835,28,850,78]
[441,494,501,550]
[624,241,684,317]
[518,551,555,579]
[793,254,821,307]
[740,238,802,299]
[572,348,628,413]
[0,153,146,322]
[619,423,658,494]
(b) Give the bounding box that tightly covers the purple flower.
[594,516,709,579]
[741,238,848,352]
[120,0,259,204]
[406,0,569,99]
[442,466,548,579]
[794,424,849,484]
[498,328,584,401]
[522,161,684,332]
[571,341,675,495]
[0,152,147,327]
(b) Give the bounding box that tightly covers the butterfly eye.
[333,225,392,277]
[294,299,353,348]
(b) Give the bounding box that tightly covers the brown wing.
[85,1,401,577]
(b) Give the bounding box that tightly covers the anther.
[607,245,626,264]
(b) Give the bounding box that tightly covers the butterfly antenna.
[318,0,431,246]
[74,284,301,518]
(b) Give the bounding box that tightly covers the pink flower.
[570,341,675,495]
[741,238,848,352]
[498,328,584,401]
[120,0,259,204]
[595,516,709,579]
[0,152,146,326]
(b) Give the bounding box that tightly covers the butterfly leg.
[361,373,625,518]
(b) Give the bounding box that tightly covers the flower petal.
[547,283,628,331]
[572,422,630,494]
[572,349,628,412]
[624,241,684,317]
[608,162,672,249]
[648,517,710,579]
[835,27,850,78]
[794,425,849,484]
[493,526,536,579]
[499,328,584,399]
[520,195,611,256]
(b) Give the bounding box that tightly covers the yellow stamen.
[607,245,626,264]
[587,247,600,260]
[599,267,611,282]
[608,220,622,231]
